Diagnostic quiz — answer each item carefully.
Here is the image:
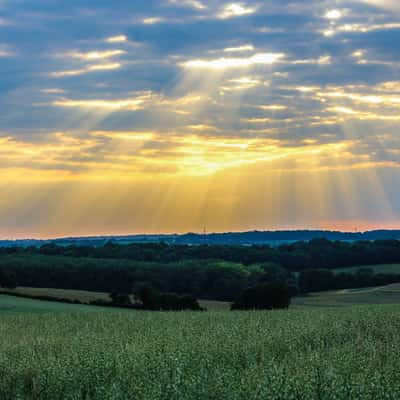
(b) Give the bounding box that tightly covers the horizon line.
[2,227,400,242]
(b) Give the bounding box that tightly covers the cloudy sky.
[0,0,400,238]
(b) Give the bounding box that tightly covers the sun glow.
[1,0,400,238]
[0,129,365,181]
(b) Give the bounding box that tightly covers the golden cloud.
[0,129,384,181]
[218,3,258,19]
[181,53,285,69]
[51,62,121,77]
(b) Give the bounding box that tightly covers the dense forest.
[1,239,400,301]
[3,238,400,269]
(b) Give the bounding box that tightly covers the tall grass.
[1,306,400,399]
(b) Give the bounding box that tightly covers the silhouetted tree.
[231,282,291,310]
[159,293,180,310]
[298,269,335,293]
[0,268,17,289]
[179,295,203,311]
[109,292,132,306]
[135,285,161,310]
[135,285,203,311]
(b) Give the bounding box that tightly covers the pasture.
[5,281,400,310]
[0,294,108,314]
[292,283,400,307]
[1,294,400,399]
[334,264,400,274]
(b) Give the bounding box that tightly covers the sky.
[0,0,400,238]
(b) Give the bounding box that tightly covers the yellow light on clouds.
[53,96,151,110]
[181,53,284,69]
[69,50,126,60]
[325,10,343,19]
[218,3,258,19]
[224,45,255,52]
[142,17,164,24]
[106,35,128,43]
[51,62,121,77]
[352,50,365,58]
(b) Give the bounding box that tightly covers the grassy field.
[1,297,400,399]
[4,282,400,310]
[293,283,400,307]
[0,287,227,311]
[0,294,113,314]
[0,287,111,303]
[334,264,400,274]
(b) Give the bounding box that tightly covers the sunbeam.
[0,0,398,237]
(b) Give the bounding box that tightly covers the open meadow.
[333,264,400,274]
[4,281,400,310]
[1,294,400,400]
[292,283,400,307]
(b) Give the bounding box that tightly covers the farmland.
[1,295,400,399]
[333,264,400,274]
[4,281,400,310]
[2,240,400,399]
[0,294,104,314]
[292,283,400,307]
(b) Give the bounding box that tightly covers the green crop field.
[1,294,400,399]
[0,294,108,314]
[0,287,111,304]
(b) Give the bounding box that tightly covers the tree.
[159,293,180,310]
[179,295,203,311]
[135,285,203,311]
[231,282,291,310]
[298,269,335,293]
[109,292,132,306]
[135,285,161,310]
[259,263,289,282]
[158,292,203,311]
[0,268,17,289]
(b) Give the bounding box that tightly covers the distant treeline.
[299,268,400,293]
[1,239,400,300]
[0,255,284,301]
[2,229,400,248]
[3,238,400,269]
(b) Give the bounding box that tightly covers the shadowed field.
[0,288,227,312]
[4,282,400,311]
[292,283,400,307]
[334,264,400,274]
[0,294,103,313]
